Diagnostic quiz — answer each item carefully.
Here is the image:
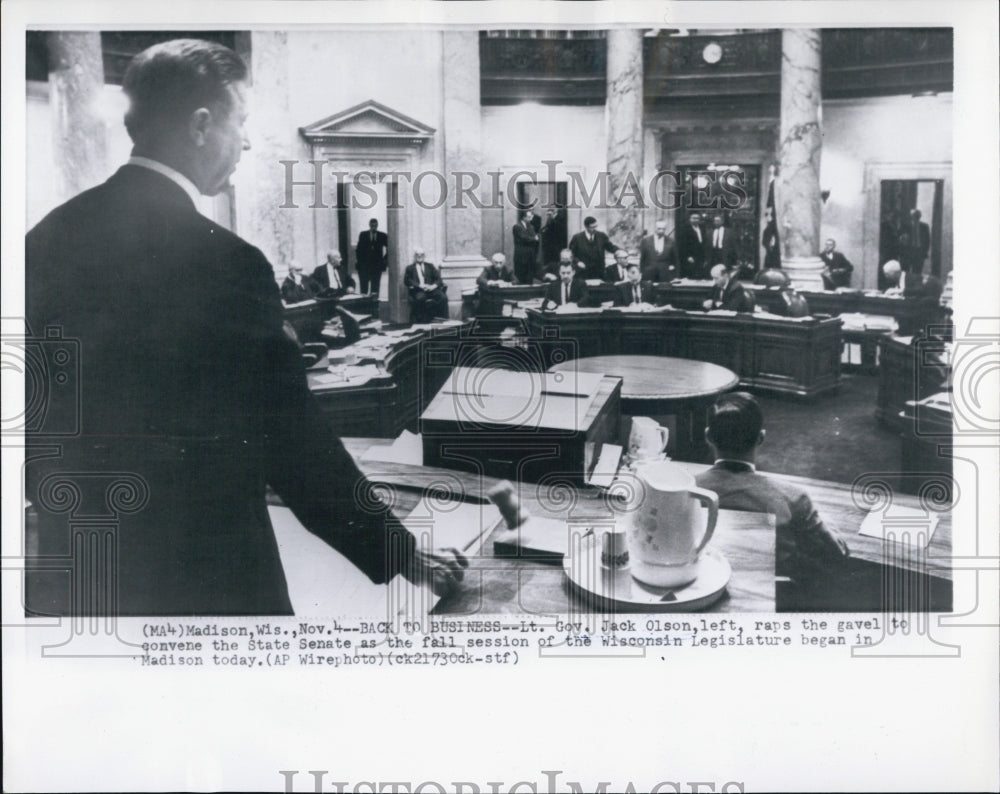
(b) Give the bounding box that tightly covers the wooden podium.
[420,367,622,484]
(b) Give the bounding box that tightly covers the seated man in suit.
[639,220,679,282]
[280,262,320,304]
[404,247,448,323]
[476,252,518,291]
[311,250,356,298]
[696,392,850,582]
[614,262,655,308]
[569,216,619,280]
[543,259,589,310]
[541,248,581,282]
[604,249,631,283]
[819,238,854,290]
[882,259,923,298]
[703,264,754,313]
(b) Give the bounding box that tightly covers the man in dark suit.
[882,259,924,298]
[707,214,737,269]
[639,220,679,282]
[539,207,567,268]
[543,260,589,310]
[404,248,448,323]
[312,250,356,297]
[280,262,321,303]
[23,39,464,616]
[476,252,518,291]
[604,249,631,283]
[906,209,931,274]
[355,218,388,296]
[614,262,655,307]
[695,392,850,582]
[704,265,754,313]
[512,210,540,284]
[569,216,619,280]
[677,211,708,279]
[819,238,854,290]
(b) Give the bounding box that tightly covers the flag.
[763,171,781,270]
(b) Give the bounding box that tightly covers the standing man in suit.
[569,216,619,280]
[614,262,655,308]
[639,220,679,282]
[512,210,540,284]
[24,39,464,616]
[404,248,448,323]
[677,211,708,279]
[707,214,737,269]
[312,250,356,297]
[543,260,589,310]
[695,392,850,582]
[906,209,931,274]
[819,238,854,290]
[604,249,631,283]
[539,207,567,268]
[704,264,754,313]
[355,218,388,296]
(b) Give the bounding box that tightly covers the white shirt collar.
[714,458,756,472]
[127,156,203,209]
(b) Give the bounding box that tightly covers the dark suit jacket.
[603,262,629,283]
[695,461,850,581]
[639,234,679,282]
[569,230,618,279]
[677,222,708,278]
[403,261,445,298]
[543,279,589,309]
[25,165,412,616]
[356,229,388,273]
[820,251,853,289]
[312,261,356,295]
[709,278,754,313]
[476,264,518,291]
[707,226,737,268]
[614,280,655,307]
[281,274,320,303]
[512,220,539,267]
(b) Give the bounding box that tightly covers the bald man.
[312,250,356,297]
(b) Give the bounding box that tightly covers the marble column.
[441,31,488,317]
[240,32,297,273]
[606,29,645,258]
[47,32,108,202]
[776,29,825,290]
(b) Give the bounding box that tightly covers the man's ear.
[188,108,212,146]
[756,429,766,447]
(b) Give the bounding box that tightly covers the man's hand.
[346,286,356,294]
[405,547,468,597]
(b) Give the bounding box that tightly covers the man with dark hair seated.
[696,392,850,582]
[614,262,655,307]
[703,264,754,312]
[542,259,589,310]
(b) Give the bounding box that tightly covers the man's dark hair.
[583,216,597,226]
[706,391,764,454]
[123,38,248,146]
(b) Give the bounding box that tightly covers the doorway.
[878,178,944,287]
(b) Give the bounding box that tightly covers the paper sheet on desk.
[444,367,603,400]
[402,499,503,556]
[269,505,441,617]
[859,504,939,548]
[361,430,424,466]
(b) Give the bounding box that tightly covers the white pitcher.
[624,460,719,587]
[628,416,669,461]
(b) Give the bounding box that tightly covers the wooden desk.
[336,439,951,614]
[549,355,738,461]
[526,308,841,398]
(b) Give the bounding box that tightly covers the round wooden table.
[549,355,739,462]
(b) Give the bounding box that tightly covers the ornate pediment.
[299,100,435,146]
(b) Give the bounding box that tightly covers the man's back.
[26,165,401,615]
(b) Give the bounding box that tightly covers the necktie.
[633,285,640,304]
[562,283,568,305]
[655,236,663,254]
[331,266,340,289]
[694,227,701,244]
[715,228,723,248]
[371,231,375,244]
